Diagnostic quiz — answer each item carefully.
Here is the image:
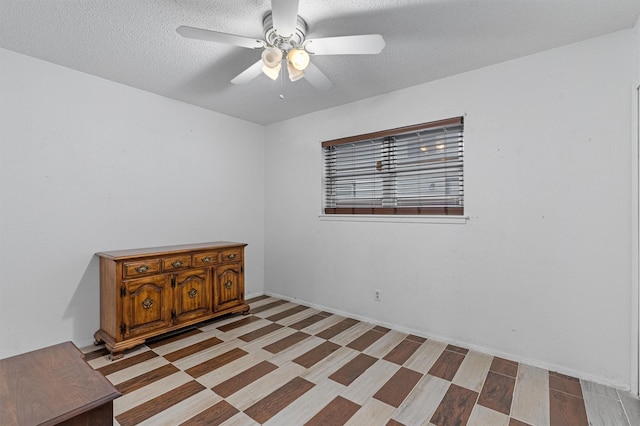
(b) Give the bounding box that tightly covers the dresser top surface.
[0,341,120,426]
[96,241,247,260]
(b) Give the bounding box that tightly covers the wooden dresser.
[94,241,249,359]
[0,342,120,425]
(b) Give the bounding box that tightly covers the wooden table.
[0,341,120,425]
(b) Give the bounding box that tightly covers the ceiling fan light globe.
[262,63,281,80]
[287,48,310,71]
[261,47,283,68]
[287,62,305,81]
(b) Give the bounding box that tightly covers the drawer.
[123,259,161,278]
[162,255,191,271]
[220,248,242,263]
[193,251,218,267]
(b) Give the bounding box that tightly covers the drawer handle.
[227,253,236,260]
[171,260,184,268]
[188,288,198,298]
[225,280,233,289]
[201,256,213,263]
[135,265,150,273]
[142,298,154,309]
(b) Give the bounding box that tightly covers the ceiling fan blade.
[231,60,264,85]
[304,62,333,91]
[305,34,385,55]
[271,0,299,38]
[176,26,264,49]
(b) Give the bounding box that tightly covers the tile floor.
[83,296,640,425]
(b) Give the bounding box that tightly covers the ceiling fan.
[176,0,385,91]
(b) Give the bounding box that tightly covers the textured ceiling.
[1,0,639,125]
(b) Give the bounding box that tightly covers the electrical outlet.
[374,289,381,301]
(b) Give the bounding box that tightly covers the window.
[322,116,464,215]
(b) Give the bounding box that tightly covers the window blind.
[322,117,464,215]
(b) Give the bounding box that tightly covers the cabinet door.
[213,263,243,312]
[173,268,211,323]
[122,275,172,339]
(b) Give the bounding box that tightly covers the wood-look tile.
[116,363,180,394]
[430,383,479,426]
[113,371,194,415]
[406,334,427,343]
[195,352,269,389]
[293,341,342,368]
[447,344,469,355]
[300,346,360,384]
[265,305,310,322]
[139,388,219,426]
[82,347,111,361]
[386,420,405,426]
[216,315,263,332]
[549,372,583,398]
[244,376,315,424]
[581,379,619,399]
[237,323,284,342]
[115,380,206,426]
[301,314,346,335]
[268,335,327,367]
[289,313,332,330]
[173,339,241,371]
[477,370,516,415]
[246,295,270,304]
[164,337,224,362]
[467,404,510,426]
[315,318,360,340]
[304,396,360,426]
[248,299,289,314]
[225,361,307,411]
[106,355,170,385]
[510,363,549,426]
[330,322,375,346]
[383,338,423,365]
[363,330,408,359]
[97,350,158,376]
[212,360,278,398]
[345,398,396,426]
[428,348,466,381]
[373,367,423,408]
[491,357,519,378]
[185,347,248,378]
[329,353,378,386]
[582,389,630,426]
[509,418,532,426]
[275,308,324,327]
[179,400,239,426]
[452,350,493,393]
[403,339,447,374]
[146,328,203,349]
[263,331,311,354]
[392,374,450,425]
[340,359,400,406]
[549,389,588,426]
[618,390,640,426]
[346,327,390,351]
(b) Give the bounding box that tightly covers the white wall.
[265,30,635,389]
[0,48,265,358]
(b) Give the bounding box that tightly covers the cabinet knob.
[172,260,184,268]
[225,280,233,289]
[201,256,213,263]
[188,288,198,298]
[135,265,150,273]
[227,253,236,260]
[142,298,154,309]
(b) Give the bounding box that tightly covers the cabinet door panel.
[174,268,211,323]
[122,275,171,339]
[214,263,243,312]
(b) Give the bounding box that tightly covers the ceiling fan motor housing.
[263,12,307,52]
